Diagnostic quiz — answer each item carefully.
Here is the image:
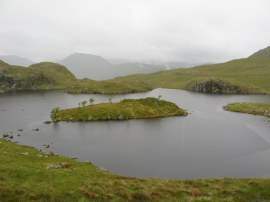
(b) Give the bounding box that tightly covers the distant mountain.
[114,63,164,76]
[0,55,34,66]
[110,59,197,70]
[1,46,270,94]
[59,53,164,80]
[59,53,113,80]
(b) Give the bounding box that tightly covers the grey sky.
[0,0,270,63]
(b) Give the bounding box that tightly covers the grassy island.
[51,97,187,122]
[1,138,270,201]
[224,102,270,117]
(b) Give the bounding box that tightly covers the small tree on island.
[81,100,87,107]
[51,107,60,120]
[89,98,95,105]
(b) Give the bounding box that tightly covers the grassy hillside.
[0,62,77,90]
[112,46,270,94]
[1,46,270,94]
[0,60,10,71]
[1,138,270,201]
[51,97,187,122]
[0,60,151,94]
[224,102,270,117]
[67,78,152,94]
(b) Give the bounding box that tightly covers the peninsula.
[224,102,270,117]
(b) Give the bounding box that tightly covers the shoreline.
[1,138,270,201]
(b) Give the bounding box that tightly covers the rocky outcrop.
[191,79,248,94]
[0,76,15,89]
[0,73,56,91]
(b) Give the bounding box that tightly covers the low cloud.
[0,0,270,63]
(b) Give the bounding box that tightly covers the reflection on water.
[0,89,270,179]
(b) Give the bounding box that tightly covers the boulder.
[47,162,71,169]
[43,121,52,124]
[2,133,9,138]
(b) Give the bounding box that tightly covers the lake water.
[0,88,270,179]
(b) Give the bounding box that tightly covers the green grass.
[0,62,77,90]
[67,78,152,94]
[1,46,270,94]
[1,138,270,201]
[224,102,270,117]
[51,97,187,122]
[0,61,152,94]
[112,47,270,94]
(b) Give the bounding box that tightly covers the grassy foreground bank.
[224,102,270,117]
[1,138,270,202]
[51,97,187,122]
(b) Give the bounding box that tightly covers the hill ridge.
[249,46,270,59]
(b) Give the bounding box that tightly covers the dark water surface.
[1,89,270,179]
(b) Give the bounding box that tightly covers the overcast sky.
[0,0,270,63]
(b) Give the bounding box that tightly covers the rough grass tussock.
[1,139,270,201]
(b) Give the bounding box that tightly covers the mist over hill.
[0,58,151,94]
[0,55,34,67]
[109,59,198,69]
[112,46,270,94]
[59,53,110,80]
[59,53,166,80]
[0,53,201,81]
[1,46,270,94]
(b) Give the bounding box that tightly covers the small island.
[224,102,270,117]
[51,97,187,122]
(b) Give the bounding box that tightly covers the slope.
[113,46,270,94]
[0,60,151,94]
